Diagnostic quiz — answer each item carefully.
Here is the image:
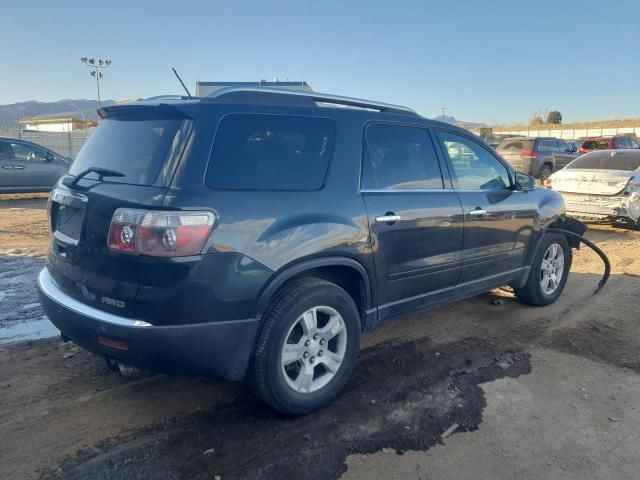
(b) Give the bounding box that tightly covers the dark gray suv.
[0,137,70,193]
[497,137,578,181]
[37,88,581,414]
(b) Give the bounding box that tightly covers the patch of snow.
[0,317,59,344]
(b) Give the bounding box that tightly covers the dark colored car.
[38,87,581,414]
[0,137,71,193]
[578,135,640,154]
[497,137,578,181]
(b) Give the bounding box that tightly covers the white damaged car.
[546,149,640,227]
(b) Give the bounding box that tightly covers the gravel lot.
[1,194,639,480]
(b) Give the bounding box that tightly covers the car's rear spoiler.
[98,101,199,120]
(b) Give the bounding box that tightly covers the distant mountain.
[0,99,116,127]
[433,114,486,129]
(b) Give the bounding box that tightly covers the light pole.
[80,57,112,108]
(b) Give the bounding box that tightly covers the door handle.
[468,208,487,216]
[375,214,402,224]
[13,165,25,169]
[1,165,13,169]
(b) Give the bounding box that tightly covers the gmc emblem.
[101,296,126,309]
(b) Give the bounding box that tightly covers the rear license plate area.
[50,188,87,246]
[55,204,85,241]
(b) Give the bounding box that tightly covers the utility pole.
[441,107,447,119]
[80,57,112,108]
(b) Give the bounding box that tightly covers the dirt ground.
[1,194,639,480]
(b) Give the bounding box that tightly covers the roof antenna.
[172,67,192,98]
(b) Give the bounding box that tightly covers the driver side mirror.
[514,171,536,192]
[45,153,54,162]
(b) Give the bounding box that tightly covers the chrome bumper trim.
[37,268,152,328]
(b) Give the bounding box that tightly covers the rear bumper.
[37,267,260,381]
[562,193,640,222]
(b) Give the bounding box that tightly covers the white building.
[19,117,97,133]
[196,80,312,97]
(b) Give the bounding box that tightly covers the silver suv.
[497,137,578,181]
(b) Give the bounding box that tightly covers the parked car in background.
[578,135,640,154]
[497,137,578,181]
[38,87,580,415]
[0,137,71,193]
[546,149,640,227]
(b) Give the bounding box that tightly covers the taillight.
[544,178,553,188]
[520,151,536,158]
[108,209,215,257]
[578,148,587,154]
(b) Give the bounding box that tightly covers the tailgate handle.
[375,214,402,224]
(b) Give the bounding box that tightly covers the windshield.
[567,152,640,171]
[69,117,186,186]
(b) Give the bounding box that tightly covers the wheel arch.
[254,256,375,331]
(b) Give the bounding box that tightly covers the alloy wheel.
[540,243,564,295]
[280,306,347,393]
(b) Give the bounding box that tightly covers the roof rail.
[205,86,418,115]
[144,95,186,101]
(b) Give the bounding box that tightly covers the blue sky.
[1,0,639,124]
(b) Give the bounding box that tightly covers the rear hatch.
[47,103,194,319]
[497,138,536,172]
[551,151,640,195]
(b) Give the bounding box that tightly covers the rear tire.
[249,278,361,415]
[540,164,553,182]
[515,234,572,306]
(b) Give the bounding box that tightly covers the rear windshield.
[497,139,534,152]
[567,153,640,171]
[69,117,185,186]
[581,139,610,150]
[206,114,335,190]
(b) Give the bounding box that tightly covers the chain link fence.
[1,127,94,159]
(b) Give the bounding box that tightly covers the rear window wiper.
[64,167,125,189]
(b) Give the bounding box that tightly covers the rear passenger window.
[361,124,443,190]
[206,114,335,190]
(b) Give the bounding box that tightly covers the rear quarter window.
[206,114,335,190]
[497,139,533,152]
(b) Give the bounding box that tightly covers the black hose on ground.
[546,228,611,294]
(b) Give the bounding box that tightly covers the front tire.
[249,278,361,415]
[515,233,572,306]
